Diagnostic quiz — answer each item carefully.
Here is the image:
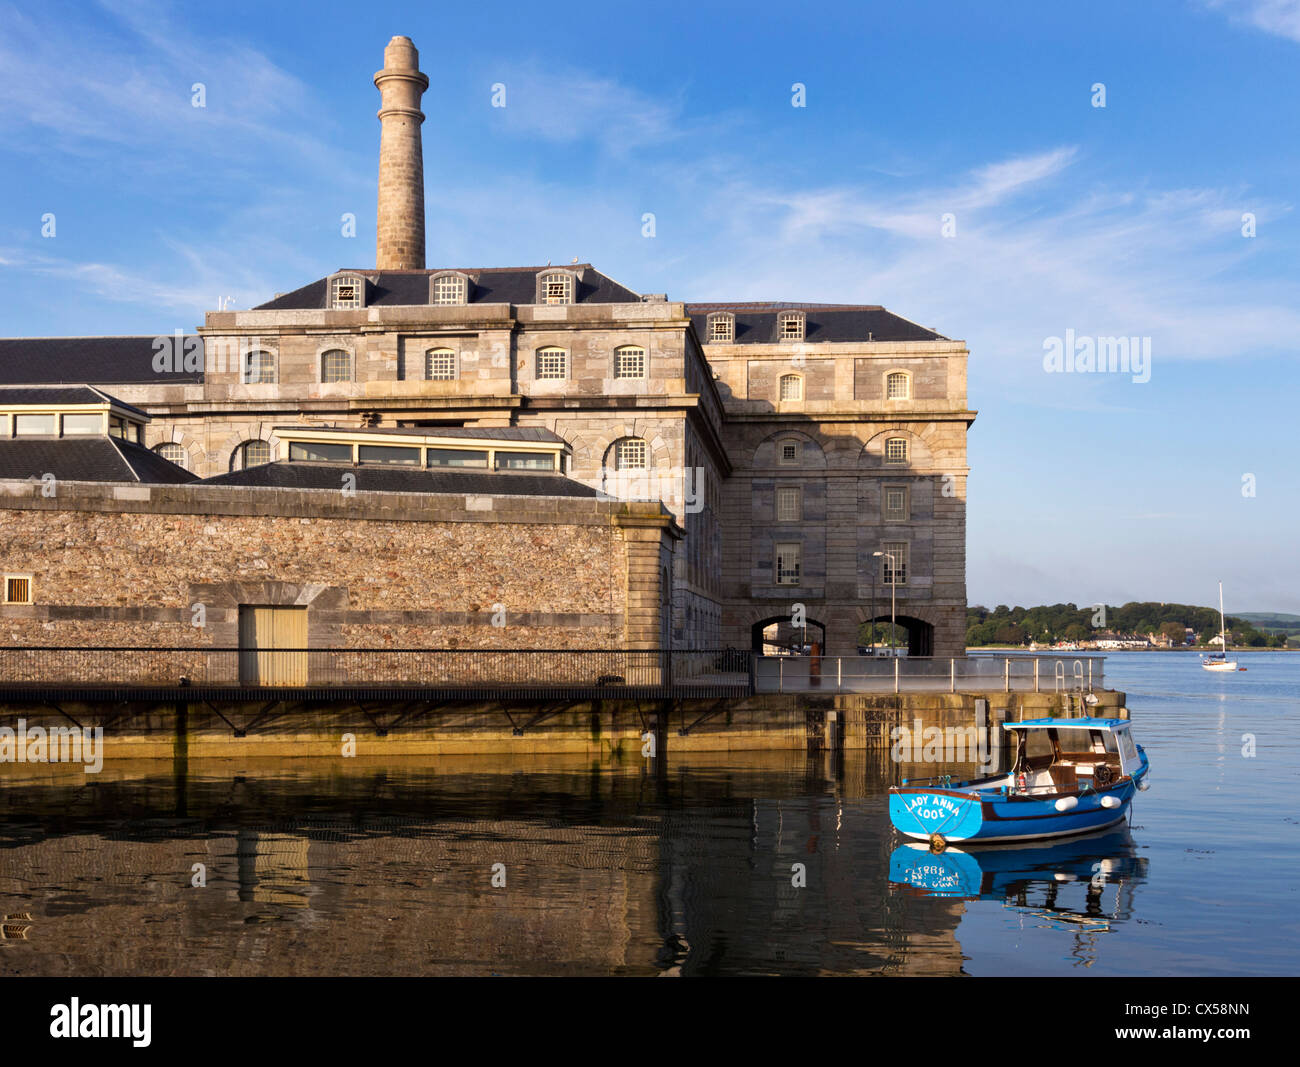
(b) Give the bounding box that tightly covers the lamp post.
[873,551,897,657]
[869,563,876,657]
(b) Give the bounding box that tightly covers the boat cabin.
[1004,718,1141,793]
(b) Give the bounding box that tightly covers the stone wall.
[0,481,681,652]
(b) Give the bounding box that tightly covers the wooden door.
[239,606,308,686]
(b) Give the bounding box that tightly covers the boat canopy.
[1004,718,1142,778]
[1004,717,1131,731]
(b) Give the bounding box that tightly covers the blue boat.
[888,718,1150,849]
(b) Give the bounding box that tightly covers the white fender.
[1100,795,1121,809]
[1054,796,1079,812]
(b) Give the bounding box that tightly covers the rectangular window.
[536,349,567,379]
[779,375,803,401]
[885,438,908,464]
[358,445,420,466]
[62,414,102,435]
[775,487,801,523]
[883,485,909,521]
[775,542,801,586]
[495,451,555,471]
[881,542,909,585]
[615,348,646,379]
[709,316,733,342]
[14,414,57,436]
[887,372,910,399]
[4,576,31,605]
[778,440,799,465]
[288,441,353,463]
[427,448,488,468]
[779,314,804,341]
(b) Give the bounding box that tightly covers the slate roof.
[0,437,196,484]
[253,265,642,310]
[0,337,204,385]
[201,462,599,497]
[0,384,151,418]
[686,303,947,344]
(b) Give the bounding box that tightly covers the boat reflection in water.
[889,827,1148,934]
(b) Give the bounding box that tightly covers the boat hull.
[889,769,1144,844]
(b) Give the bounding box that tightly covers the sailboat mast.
[1219,581,1226,651]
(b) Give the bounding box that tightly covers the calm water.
[1,651,1297,976]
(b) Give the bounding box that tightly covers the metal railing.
[0,647,1103,697]
[0,646,753,697]
[755,654,1105,694]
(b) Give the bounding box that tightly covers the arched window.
[535,347,568,379]
[320,349,351,383]
[329,273,365,309]
[425,348,457,381]
[614,345,646,379]
[243,349,275,384]
[615,438,648,470]
[231,440,272,471]
[779,374,803,401]
[430,272,469,305]
[886,371,910,399]
[154,443,187,469]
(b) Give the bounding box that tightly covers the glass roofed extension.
[275,426,566,473]
[0,386,150,443]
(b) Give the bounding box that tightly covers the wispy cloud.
[486,61,687,154]
[1200,0,1300,42]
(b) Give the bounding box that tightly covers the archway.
[859,614,935,657]
[750,614,827,654]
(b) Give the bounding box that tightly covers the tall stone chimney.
[374,36,428,270]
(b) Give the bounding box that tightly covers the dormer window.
[330,274,366,310]
[707,312,734,343]
[430,272,469,305]
[537,271,575,305]
[778,311,805,341]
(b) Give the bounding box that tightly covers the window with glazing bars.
[614,346,646,378]
[881,542,908,585]
[536,348,567,379]
[321,349,351,383]
[426,349,457,380]
[775,542,801,585]
[616,439,648,470]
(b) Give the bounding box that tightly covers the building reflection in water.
[0,751,1086,976]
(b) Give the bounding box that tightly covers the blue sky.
[1,0,1298,612]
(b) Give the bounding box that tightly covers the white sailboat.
[1201,581,1239,672]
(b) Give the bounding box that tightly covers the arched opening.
[858,614,935,657]
[750,614,826,654]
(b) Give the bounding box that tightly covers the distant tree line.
[966,602,1288,648]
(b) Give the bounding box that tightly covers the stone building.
[0,35,973,657]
